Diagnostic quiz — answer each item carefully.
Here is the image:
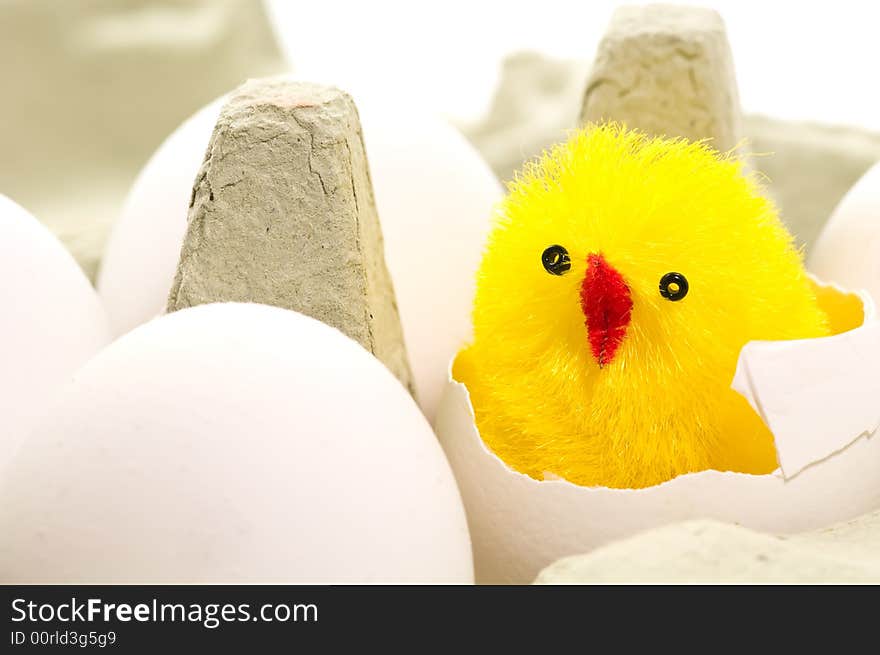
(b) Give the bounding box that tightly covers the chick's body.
[455,125,829,489]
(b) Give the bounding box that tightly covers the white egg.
[97,85,503,421]
[434,281,880,583]
[358,103,502,421]
[0,302,473,583]
[97,98,224,337]
[809,161,880,303]
[0,195,110,472]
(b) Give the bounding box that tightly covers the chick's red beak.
[580,253,633,368]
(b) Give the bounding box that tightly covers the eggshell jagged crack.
[435,278,880,584]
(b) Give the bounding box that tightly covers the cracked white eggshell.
[0,303,473,583]
[434,282,880,584]
[97,88,503,422]
[809,161,880,305]
[0,195,110,473]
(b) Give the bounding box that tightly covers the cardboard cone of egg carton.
[580,4,743,152]
[166,78,415,394]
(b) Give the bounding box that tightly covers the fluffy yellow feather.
[454,124,830,489]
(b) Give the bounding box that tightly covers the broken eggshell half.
[433,276,880,584]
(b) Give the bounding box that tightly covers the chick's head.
[456,124,829,489]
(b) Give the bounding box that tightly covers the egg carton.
[458,59,880,254]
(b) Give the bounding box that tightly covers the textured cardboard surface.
[0,0,285,279]
[534,515,880,583]
[167,78,414,392]
[580,5,742,151]
[458,52,880,251]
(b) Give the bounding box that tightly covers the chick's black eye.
[542,245,571,275]
[659,272,689,301]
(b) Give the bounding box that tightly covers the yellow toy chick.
[454,124,830,489]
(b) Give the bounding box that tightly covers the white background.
[266,0,880,130]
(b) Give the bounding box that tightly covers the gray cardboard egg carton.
[0,0,288,282]
[458,5,880,253]
[535,513,880,583]
[166,78,415,393]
